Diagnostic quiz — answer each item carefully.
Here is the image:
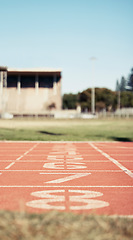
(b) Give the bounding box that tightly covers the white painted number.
[26,190,109,210]
[26,190,65,210]
[45,173,91,184]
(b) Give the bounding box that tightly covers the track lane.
[0,141,133,216]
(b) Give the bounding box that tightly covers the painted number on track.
[26,190,109,211]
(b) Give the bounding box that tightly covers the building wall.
[0,70,62,115]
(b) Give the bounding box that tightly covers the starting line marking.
[89,143,133,178]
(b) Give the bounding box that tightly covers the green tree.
[95,88,116,111]
[78,88,117,112]
[78,89,91,112]
[128,68,133,91]
[120,76,127,91]
[63,93,79,109]
[120,91,133,107]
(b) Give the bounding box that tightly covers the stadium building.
[0,66,62,117]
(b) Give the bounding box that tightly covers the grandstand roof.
[7,68,62,76]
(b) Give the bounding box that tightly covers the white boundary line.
[1,160,133,162]
[4,143,39,170]
[0,160,112,162]
[1,170,132,172]
[5,162,15,169]
[0,185,132,188]
[89,143,133,178]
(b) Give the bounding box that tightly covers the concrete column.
[0,70,7,114]
[17,75,21,94]
[35,75,39,95]
[3,71,7,88]
[53,75,57,95]
[0,72,3,94]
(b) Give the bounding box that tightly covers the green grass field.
[0,118,133,141]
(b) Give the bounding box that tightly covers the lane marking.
[45,173,91,184]
[43,162,87,169]
[1,159,133,162]
[4,142,40,170]
[0,160,113,162]
[0,185,132,188]
[89,143,133,178]
[26,190,109,211]
[69,190,109,210]
[5,162,15,169]
[40,172,91,174]
[16,143,40,161]
[0,154,133,157]
[27,190,65,210]
[0,170,132,172]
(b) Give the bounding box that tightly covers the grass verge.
[0,210,133,240]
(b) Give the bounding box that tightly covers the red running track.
[0,141,133,217]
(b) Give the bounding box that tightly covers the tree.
[63,93,79,109]
[128,68,133,91]
[120,91,133,107]
[63,86,133,112]
[78,88,117,112]
[120,76,127,92]
[78,89,91,112]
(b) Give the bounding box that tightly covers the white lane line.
[0,170,131,172]
[4,143,39,170]
[16,143,39,161]
[5,162,15,169]
[0,185,132,188]
[1,159,133,163]
[3,159,133,163]
[40,172,91,174]
[0,160,112,162]
[0,154,133,157]
[40,170,127,173]
[89,143,133,178]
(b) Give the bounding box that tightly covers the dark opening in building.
[39,76,53,88]
[21,76,35,88]
[7,75,18,88]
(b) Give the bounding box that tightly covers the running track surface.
[0,141,133,217]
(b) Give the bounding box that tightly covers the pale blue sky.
[0,0,133,94]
